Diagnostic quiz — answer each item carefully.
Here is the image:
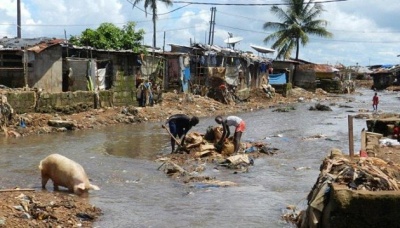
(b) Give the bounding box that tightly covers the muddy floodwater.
[0,88,398,227]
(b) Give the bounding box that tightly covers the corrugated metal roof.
[298,64,337,73]
[0,37,65,53]
[27,39,65,53]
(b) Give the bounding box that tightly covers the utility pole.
[17,0,21,38]
[208,7,216,45]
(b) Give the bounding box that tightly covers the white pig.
[39,153,100,195]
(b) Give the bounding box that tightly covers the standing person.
[165,114,199,153]
[215,115,246,154]
[393,123,400,142]
[144,80,153,106]
[372,92,379,112]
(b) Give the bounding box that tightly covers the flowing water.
[0,88,398,228]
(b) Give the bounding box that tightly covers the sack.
[221,140,234,156]
[213,126,223,143]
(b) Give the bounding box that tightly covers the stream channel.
[0,88,398,227]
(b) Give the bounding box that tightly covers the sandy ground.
[3,81,399,227]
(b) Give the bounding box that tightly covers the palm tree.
[132,0,173,48]
[263,0,333,60]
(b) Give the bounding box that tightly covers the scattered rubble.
[309,103,332,111]
[0,190,102,227]
[156,128,279,186]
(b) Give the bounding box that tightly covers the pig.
[39,153,100,195]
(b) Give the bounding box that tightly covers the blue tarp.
[181,67,190,93]
[269,73,287,85]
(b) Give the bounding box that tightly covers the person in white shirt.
[215,115,246,154]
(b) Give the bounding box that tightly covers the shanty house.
[370,65,395,90]
[295,63,346,93]
[0,37,64,92]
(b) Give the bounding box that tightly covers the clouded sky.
[1,0,399,66]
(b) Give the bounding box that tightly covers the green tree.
[132,0,173,48]
[69,22,145,52]
[263,0,333,60]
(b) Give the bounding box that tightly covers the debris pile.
[0,94,14,127]
[156,126,279,187]
[309,103,332,111]
[0,190,102,227]
[287,148,400,227]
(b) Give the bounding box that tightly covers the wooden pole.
[23,49,28,88]
[360,128,366,152]
[348,115,354,158]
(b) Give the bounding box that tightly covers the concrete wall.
[272,83,292,97]
[321,184,400,228]
[112,71,138,107]
[29,46,63,93]
[317,79,343,93]
[5,90,122,114]
[6,91,36,114]
[36,91,95,113]
[296,69,316,90]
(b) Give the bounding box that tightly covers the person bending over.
[215,115,246,154]
[165,114,199,153]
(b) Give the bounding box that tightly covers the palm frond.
[262,0,331,60]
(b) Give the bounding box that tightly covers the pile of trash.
[0,190,102,227]
[261,84,276,98]
[285,148,400,227]
[0,94,14,127]
[156,126,279,187]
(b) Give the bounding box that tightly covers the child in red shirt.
[372,92,379,111]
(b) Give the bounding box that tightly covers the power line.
[218,11,265,23]
[126,0,192,16]
[216,24,400,44]
[0,9,209,28]
[171,0,348,6]
[217,11,400,34]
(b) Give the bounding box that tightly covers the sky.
[0,0,399,67]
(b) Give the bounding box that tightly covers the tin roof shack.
[163,51,191,92]
[63,46,163,107]
[64,46,136,92]
[391,65,400,87]
[352,66,373,80]
[370,66,395,90]
[270,60,296,96]
[164,43,270,102]
[297,64,345,93]
[0,37,64,92]
[272,60,296,83]
[198,45,268,102]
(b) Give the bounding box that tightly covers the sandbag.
[221,140,234,156]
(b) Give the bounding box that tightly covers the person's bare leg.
[171,137,175,153]
[234,132,242,153]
